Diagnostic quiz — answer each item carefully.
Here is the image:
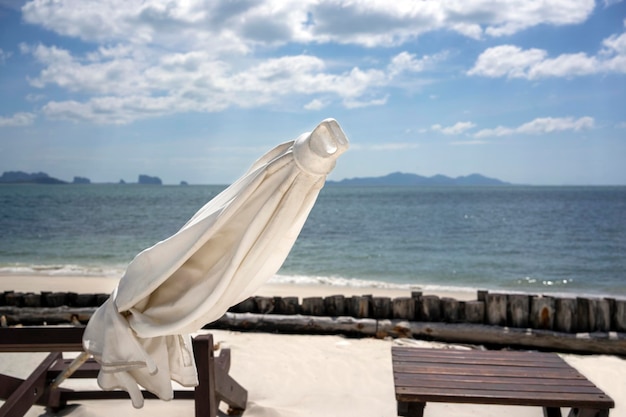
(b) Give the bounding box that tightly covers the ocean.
[1,184,625,298]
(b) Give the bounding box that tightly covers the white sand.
[1,275,624,417]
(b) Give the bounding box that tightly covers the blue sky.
[0,0,625,185]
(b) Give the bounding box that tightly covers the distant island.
[0,170,509,187]
[327,172,510,186]
[0,171,167,185]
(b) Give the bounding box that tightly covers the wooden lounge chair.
[0,327,247,417]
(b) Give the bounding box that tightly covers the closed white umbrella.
[82,119,349,407]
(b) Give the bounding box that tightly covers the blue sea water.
[0,184,625,298]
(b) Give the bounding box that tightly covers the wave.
[269,274,479,295]
[0,263,124,277]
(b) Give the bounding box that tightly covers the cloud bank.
[9,0,614,124]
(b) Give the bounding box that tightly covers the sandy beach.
[1,274,624,416]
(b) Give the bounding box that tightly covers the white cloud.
[16,0,601,124]
[23,42,435,123]
[469,25,626,79]
[21,0,596,48]
[0,48,11,65]
[432,121,476,135]
[450,140,488,146]
[303,98,327,111]
[350,142,419,151]
[0,112,36,127]
[343,95,388,109]
[474,116,594,138]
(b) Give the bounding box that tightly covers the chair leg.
[397,401,425,417]
[0,353,61,417]
[544,407,562,417]
[193,334,218,417]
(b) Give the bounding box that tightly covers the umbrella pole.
[50,351,91,389]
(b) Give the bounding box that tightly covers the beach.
[0,274,624,416]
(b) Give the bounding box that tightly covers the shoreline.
[2,272,624,301]
[0,273,478,301]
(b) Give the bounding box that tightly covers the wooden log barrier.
[206,313,626,356]
[1,290,625,338]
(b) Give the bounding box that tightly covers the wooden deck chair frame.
[0,327,247,417]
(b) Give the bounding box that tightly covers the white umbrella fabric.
[82,119,349,407]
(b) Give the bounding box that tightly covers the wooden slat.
[393,347,561,360]
[394,376,606,394]
[395,386,613,408]
[393,373,596,388]
[393,351,565,367]
[393,363,581,379]
[0,327,84,352]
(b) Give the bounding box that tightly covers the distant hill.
[0,171,67,184]
[328,172,510,186]
[0,171,167,185]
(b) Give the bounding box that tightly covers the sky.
[0,0,625,186]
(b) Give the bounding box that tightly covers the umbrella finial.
[293,118,349,176]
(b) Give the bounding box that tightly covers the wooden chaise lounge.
[392,347,614,417]
[0,327,247,417]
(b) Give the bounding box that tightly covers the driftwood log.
[206,313,626,356]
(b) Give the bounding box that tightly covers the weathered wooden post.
[254,296,275,314]
[4,292,23,307]
[464,301,485,324]
[371,297,391,319]
[392,297,416,320]
[507,294,530,328]
[591,298,611,332]
[276,296,300,315]
[95,293,110,306]
[577,297,591,332]
[486,293,507,326]
[73,293,96,308]
[420,295,441,322]
[45,292,68,308]
[22,292,42,308]
[530,296,555,330]
[614,299,626,332]
[229,297,256,313]
[302,297,325,316]
[441,297,461,323]
[324,295,346,316]
[555,298,577,333]
[349,295,370,318]
[411,292,422,321]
